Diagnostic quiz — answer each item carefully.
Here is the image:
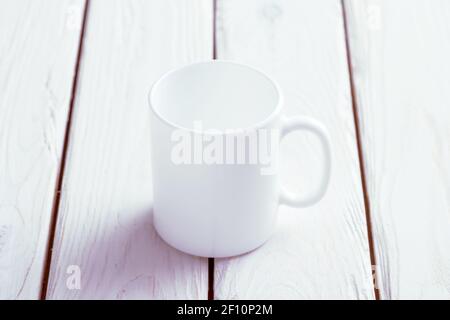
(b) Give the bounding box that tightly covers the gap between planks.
[208,0,217,301]
[39,0,91,300]
[340,0,380,300]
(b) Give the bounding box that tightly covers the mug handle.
[279,115,332,207]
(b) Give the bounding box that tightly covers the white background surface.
[0,0,449,299]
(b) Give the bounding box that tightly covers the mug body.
[149,61,283,257]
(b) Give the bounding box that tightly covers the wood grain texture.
[214,0,374,299]
[45,0,212,299]
[344,0,450,299]
[0,0,84,299]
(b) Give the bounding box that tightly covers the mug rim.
[148,60,284,135]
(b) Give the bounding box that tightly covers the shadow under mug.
[149,60,331,258]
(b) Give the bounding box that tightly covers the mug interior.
[150,61,280,131]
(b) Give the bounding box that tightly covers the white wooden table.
[1,0,449,300]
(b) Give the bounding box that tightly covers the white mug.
[149,60,331,258]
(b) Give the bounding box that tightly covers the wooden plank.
[344,0,450,299]
[214,0,374,299]
[0,0,84,299]
[45,0,212,299]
